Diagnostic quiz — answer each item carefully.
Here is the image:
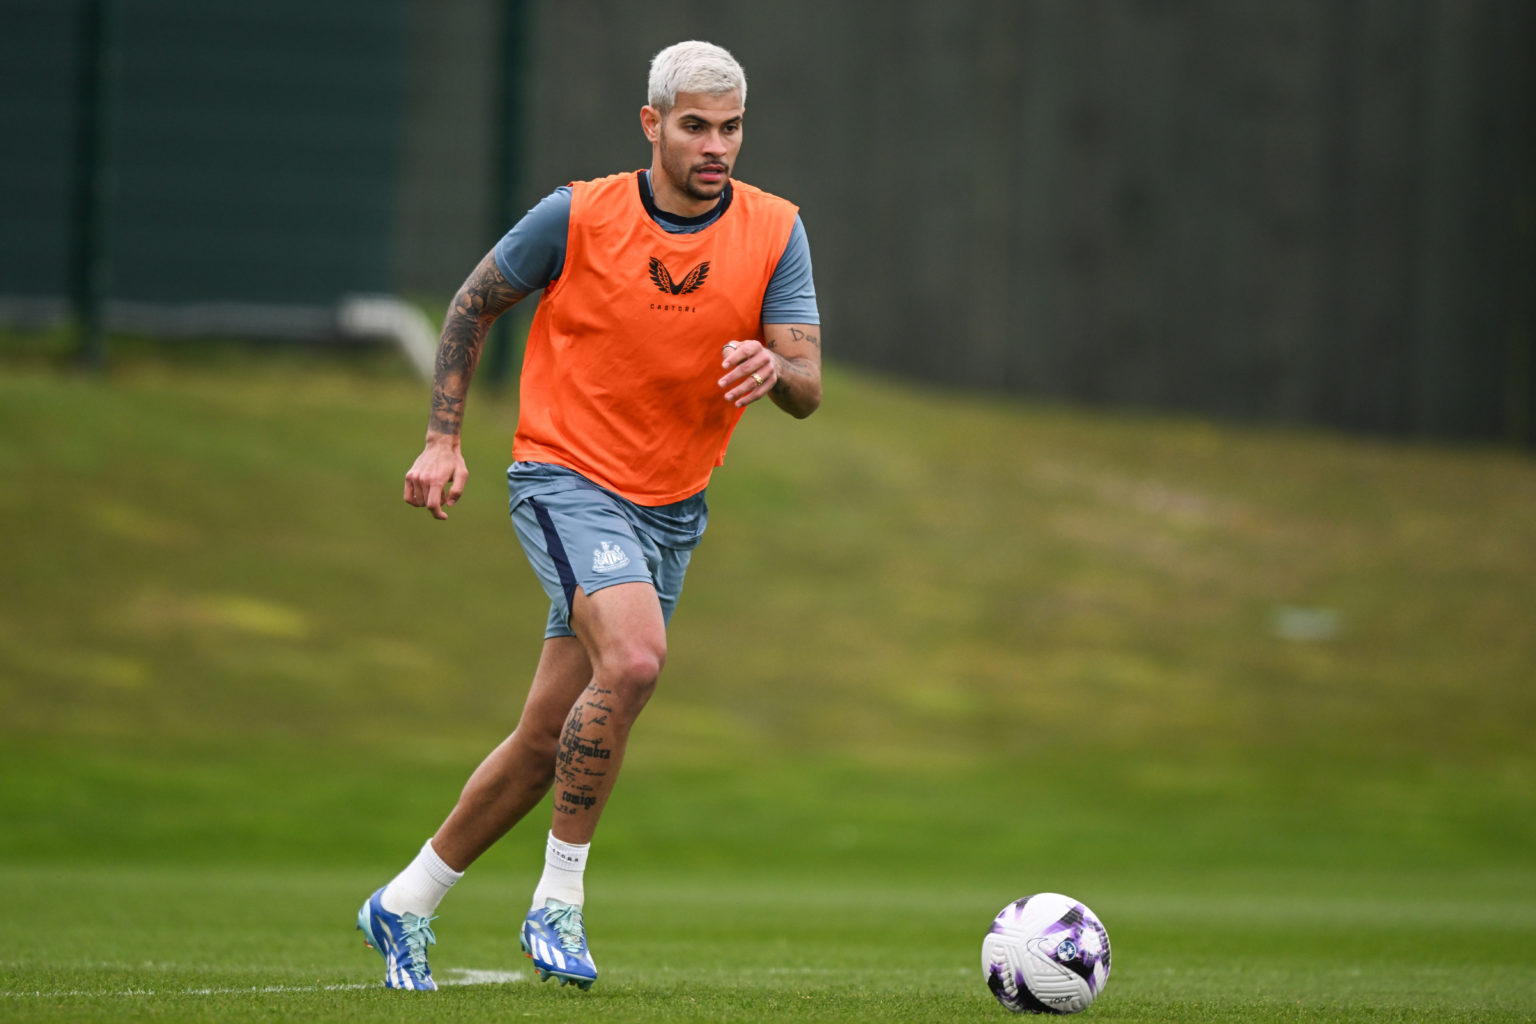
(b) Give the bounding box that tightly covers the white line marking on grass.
[0,967,525,999]
[443,968,525,986]
[0,984,377,999]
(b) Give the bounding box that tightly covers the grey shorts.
[508,469,700,639]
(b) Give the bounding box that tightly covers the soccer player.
[356,40,822,991]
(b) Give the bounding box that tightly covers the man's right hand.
[403,432,468,520]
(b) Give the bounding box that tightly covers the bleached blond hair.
[647,41,746,114]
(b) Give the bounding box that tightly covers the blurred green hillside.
[2,345,1534,1022]
[1,344,1532,883]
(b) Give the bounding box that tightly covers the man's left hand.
[718,340,777,407]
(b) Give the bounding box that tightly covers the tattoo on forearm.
[768,327,820,398]
[427,259,526,434]
[773,356,815,394]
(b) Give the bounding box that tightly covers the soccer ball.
[982,893,1111,1014]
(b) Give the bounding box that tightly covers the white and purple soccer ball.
[982,893,1111,1014]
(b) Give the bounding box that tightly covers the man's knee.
[598,640,665,713]
[572,580,668,713]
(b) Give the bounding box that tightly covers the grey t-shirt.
[493,171,820,325]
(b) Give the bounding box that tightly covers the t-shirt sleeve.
[761,215,820,325]
[492,186,572,292]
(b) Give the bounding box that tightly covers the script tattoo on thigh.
[554,686,616,816]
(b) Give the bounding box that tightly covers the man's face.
[646,90,744,203]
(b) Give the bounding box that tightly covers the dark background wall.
[392,0,504,297]
[1,0,89,299]
[515,0,1536,445]
[0,0,407,306]
[2,0,1533,445]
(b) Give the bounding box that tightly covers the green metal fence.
[3,0,1531,445]
[1,0,407,307]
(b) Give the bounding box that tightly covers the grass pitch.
[1,343,1533,1021]
[4,862,1532,1022]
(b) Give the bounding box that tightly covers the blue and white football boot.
[521,899,597,989]
[357,887,438,991]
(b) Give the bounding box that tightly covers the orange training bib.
[513,171,799,505]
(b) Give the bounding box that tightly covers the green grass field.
[1,342,1533,1022]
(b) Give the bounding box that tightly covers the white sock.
[530,831,589,910]
[381,839,463,918]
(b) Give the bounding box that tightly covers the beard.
[680,168,728,201]
[658,130,731,201]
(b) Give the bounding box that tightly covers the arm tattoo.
[773,356,814,395]
[765,325,822,411]
[788,326,820,349]
[427,258,526,434]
